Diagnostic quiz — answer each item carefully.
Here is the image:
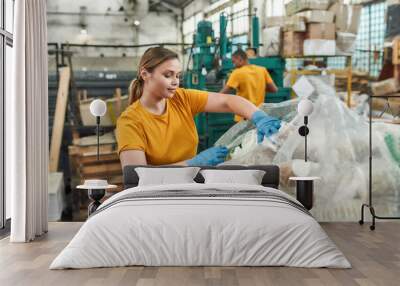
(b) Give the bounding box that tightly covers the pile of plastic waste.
[215,76,400,218]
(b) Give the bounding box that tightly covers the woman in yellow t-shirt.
[116,47,281,167]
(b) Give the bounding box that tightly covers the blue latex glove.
[187,146,229,166]
[251,110,281,144]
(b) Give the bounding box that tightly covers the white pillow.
[200,169,266,185]
[135,167,201,186]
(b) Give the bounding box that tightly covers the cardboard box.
[303,39,336,56]
[283,16,307,32]
[283,31,306,57]
[306,23,336,40]
[393,37,400,65]
[296,10,335,23]
[329,3,362,34]
[266,16,286,27]
[285,0,332,16]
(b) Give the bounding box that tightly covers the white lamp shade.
[298,99,314,116]
[90,99,107,117]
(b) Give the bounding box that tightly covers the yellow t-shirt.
[116,88,208,166]
[226,64,274,122]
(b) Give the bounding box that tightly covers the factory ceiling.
[159,0,193,8]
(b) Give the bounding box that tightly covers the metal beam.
[0,0,5,230]
[47,11,137,17]
[0,29,13,41]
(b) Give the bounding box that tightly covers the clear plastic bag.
[216,75,400,217]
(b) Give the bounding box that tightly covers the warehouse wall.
[184,0,210,18]
[182,0,285,44]
[47,0,181,58]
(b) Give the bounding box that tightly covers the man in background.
[220,49,278,122]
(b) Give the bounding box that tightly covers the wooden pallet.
[68,147,123,193]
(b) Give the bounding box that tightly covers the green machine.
[184,13,290,151]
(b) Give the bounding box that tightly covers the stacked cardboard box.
[282,31,306,57]
[306,23,335,40]
[285,0,332,16]
[296,10,334,24]
[263,0,362,57]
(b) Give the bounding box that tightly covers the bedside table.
[289,177,320,210]
[77,180,117,216]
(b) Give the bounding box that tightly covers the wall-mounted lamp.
[297,98,314,162]
[89,99,107,160]
[289,98,318,211]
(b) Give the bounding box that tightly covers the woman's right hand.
[187,146,229,166]
[251,110,281,144]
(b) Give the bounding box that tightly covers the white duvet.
[50,183,351,269]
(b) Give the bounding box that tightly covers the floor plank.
[0,222,399,286]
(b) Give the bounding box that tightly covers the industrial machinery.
[184,12,290,150]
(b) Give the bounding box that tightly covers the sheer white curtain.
[7,0,48,242]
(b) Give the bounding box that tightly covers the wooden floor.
[0,222,399,286]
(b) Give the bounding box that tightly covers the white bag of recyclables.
[336,32,357,55]
[265,16,286,27]
[304,39,336,56]
[292,76,315,98]
[295,10,335,23]
[329,3,362,34]
[261,27,282,56]
[216,75,400,221]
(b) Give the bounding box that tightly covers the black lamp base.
[296,180,313,210]
[88,189,105,216]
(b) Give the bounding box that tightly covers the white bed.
[50,182,350,269]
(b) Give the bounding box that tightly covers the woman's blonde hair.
[128,47,179,105]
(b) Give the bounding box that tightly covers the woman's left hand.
[251,110,281,144]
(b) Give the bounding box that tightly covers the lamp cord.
[96,116,100,161]
[305,131,307,162]
[304,116,308,162]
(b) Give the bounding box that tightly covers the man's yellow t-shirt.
[116,88,208,165]
[226,64,273,122]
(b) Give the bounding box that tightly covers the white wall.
[183,0,210,19]
[47,0,181,57]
